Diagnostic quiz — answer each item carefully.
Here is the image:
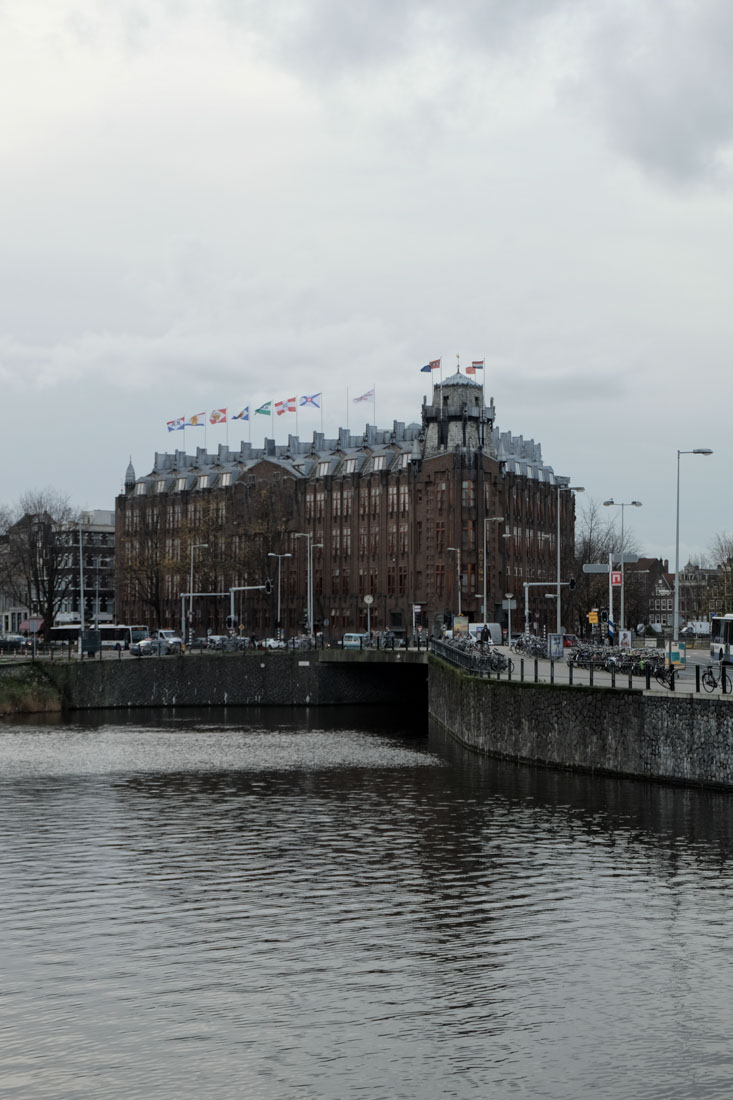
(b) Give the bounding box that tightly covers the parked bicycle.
[701,663,733,694]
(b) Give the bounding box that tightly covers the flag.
[300,393,321,408]
[167,417,184,432]
[420,359,441,372]
[209,408,227,425]
[186,412,206,427]
[255,401,271,416]
[232,407,249,421]
[275,397,297,416]
[466,359,484,375]
[353,388,374,403]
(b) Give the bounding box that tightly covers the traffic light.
[226,616,238,629]
[568,578,576,590]
[600,608,609,624]
[265,579,273,596]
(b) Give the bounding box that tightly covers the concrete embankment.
[6,650,427,712]
[428,655,733,789]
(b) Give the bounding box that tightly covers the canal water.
[1,706,731,1099]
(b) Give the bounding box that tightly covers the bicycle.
[701,663,733,694]
[654,665,677,690]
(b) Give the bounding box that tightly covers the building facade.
[115,374,578,639]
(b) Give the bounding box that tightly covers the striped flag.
[466,359,484,375]
[275,397,297,416]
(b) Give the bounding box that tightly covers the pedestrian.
[480,624,489,645]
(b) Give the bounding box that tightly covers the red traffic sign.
[611,571,622,586]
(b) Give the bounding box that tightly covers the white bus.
[710,615,733,662]
[48,623,149,649]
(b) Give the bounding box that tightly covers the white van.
[342,633,368,649]
[468,623,503,645]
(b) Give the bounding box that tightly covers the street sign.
[363,594,374,605]
[583,564,610,574]
[502,599,517,610]
[588,611,599,624]
[611,571,622,586]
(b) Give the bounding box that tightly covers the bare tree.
[568,498,643,633]
[0,489,78,635]
[709,532,733,610]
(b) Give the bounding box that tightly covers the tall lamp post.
[189,543,208,642]
[556,484,584,633]
[447,546,461,617]
[267,552,292,637]
[294,533,322,635]
[674,448,713,644]
[603,499,642,632]
[482,516,504,623]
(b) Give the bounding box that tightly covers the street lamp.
[674,448,713,644]
[556,484,584,633]
[603,499,642,632]
[505,592,514,643]
[267,552,292,637]
[189,543,208,642]
[482,516,504,623]
[294,533,322,635]
[447,547,461,616]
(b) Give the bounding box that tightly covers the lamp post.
[294,534,322,635]
[505,592,514,644]
[674,448,713,643]
[267,552,292,637]
[556,484,584,633]
[189,543,208,642]
[482,516,504,623]
[447,546,461,617]
[603,499,642,632]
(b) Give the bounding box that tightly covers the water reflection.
[1,707,731,1099]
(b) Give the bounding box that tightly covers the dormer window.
[372,456,385,471]
[317,461,330,476]
[134,483,146,496]
[344,459,356,474]
[156,480,167,493]
[197,475,209,490]
[220,472,232,487]
[176,478,188,491]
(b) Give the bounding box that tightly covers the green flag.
[255,401,271,416]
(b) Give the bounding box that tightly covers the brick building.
[115,373,578,640]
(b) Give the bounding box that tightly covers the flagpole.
[295,399,299,441]
[346,387,349,431]
[373,383,376,427]
[321,397,323,435]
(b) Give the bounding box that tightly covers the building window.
[156,480,167,493]
[398,565,407,595]
[344,459,356,474]
[401,453,410,468]
[462,480,475,509]
[387,567,396,596]
[197,475,209,490]
[220,472,231,487]
[388,486,397,513]
[436,521,446,552]
[175,478,187,491]
[318,461,330,476]
[399,523,408,554]
[462,520,475,551]
[399,485,409,514]
[372,456,385,471]
[134,483,146,496]
[435,564,445,595]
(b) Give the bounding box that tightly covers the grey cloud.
[570,0,733,182]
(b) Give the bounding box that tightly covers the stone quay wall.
[37,651,427,711]
[428,656,733,789]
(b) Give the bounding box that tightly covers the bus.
[48,624,149,650]
[710,615,733,662]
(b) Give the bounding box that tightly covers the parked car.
[562,634,580,648]
[130,637,155,656]
[264,637,287,649]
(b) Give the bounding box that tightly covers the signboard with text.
[611,571,622,586]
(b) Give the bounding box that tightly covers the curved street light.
[674,449,713,643]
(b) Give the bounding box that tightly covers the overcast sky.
[2,0,731,567]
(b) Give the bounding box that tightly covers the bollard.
[534,658,538,683]
[569,663,573,686]
[550,660,554,685]
[611,666,616,689]
[628,668,633,690]
[646,666,651,691]
[671,669,675,692]
[590,664,594,687]
[520,658,525,683]
[696,665,700,693]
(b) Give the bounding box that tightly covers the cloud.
[569,0,733,183]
